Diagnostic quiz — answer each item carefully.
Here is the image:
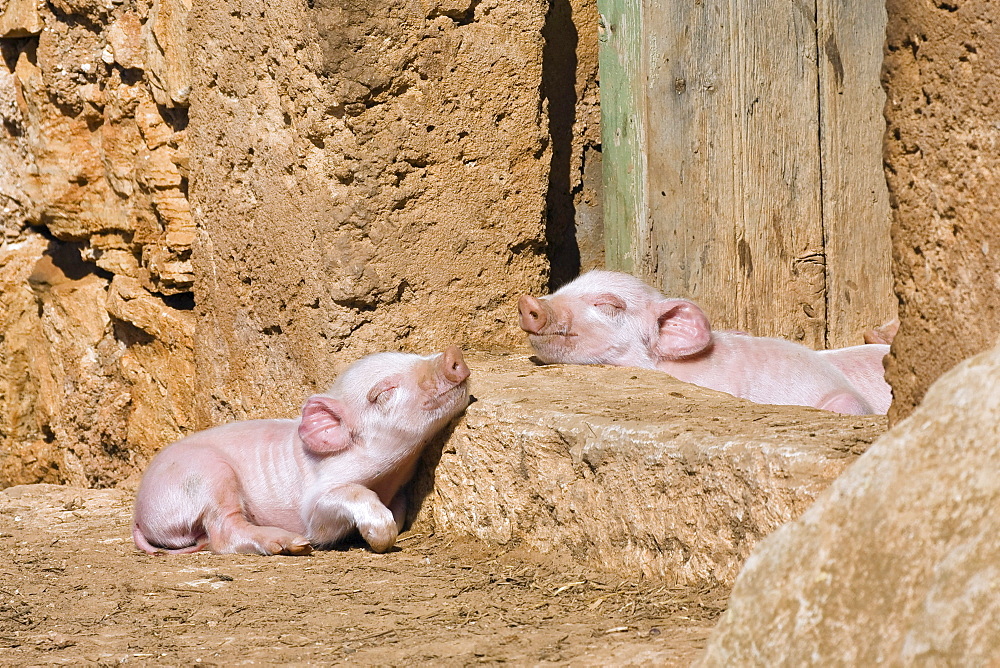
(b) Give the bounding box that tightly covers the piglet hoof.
[280,537,314,556]
[359,519,398,554]
[256,528,313,556]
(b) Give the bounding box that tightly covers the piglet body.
[659,332,875,415]
[519,271,886,415]
[818,344,892,414]
[133,347,470,555]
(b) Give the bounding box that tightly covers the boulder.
[700,342,1000,664]
[421,354,886,585]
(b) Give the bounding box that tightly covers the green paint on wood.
[596,0,646,275]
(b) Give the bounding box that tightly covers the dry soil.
[1,484,726,666]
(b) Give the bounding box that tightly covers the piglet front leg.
[306,484,400,553]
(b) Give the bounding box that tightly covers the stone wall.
[0,0,601,485]
[0,0,194,487]
[882,0,1000,423]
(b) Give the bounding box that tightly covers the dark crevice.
[333,299,378,312]
[541,0,581,290]
[157,104,189,134]
[118,67,145,87]
[1,37,37,72]
[2,117,21,137]
[161,292,195,310]
[453,0,482,25]
[41,239,93,281]
[26,229,114,283]
[44,5,108,33]
[111,317,155,346]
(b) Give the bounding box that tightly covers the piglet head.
[298,347,470,457]
[518,270,713,367]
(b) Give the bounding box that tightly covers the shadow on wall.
[542,0,582,290]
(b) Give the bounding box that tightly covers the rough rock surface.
[0,0,195,486]
[700,342,1000,665]
[0,230,193,488]
[419,354,885,586]
[0,1,193,292]
[882,0,1000,422]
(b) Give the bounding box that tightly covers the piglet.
[518,271,885,415]
[133,347,470,555]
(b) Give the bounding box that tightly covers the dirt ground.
[0,484,726,666]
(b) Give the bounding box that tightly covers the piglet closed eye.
[519,270,889,415]
[132,347,470,555]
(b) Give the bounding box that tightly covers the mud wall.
[882,0,1000,422]
[188,0,603,427]
[188,0,556,423]
[0,0,601,485]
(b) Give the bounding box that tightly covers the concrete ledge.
[423,353,886,586]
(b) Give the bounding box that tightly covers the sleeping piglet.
[133,347,470,555]
[518,270,885,415]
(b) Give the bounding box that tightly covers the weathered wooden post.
[598,0,893,348]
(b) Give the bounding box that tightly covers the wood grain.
[818,0,895,347]
[599,0,892,349]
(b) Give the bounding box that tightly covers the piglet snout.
[441,345,470,384]
[518,295,548,334]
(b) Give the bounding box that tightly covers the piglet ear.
[653,299,713,360]
[298,395,352,455]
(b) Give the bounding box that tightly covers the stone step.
[415,352,887,586]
